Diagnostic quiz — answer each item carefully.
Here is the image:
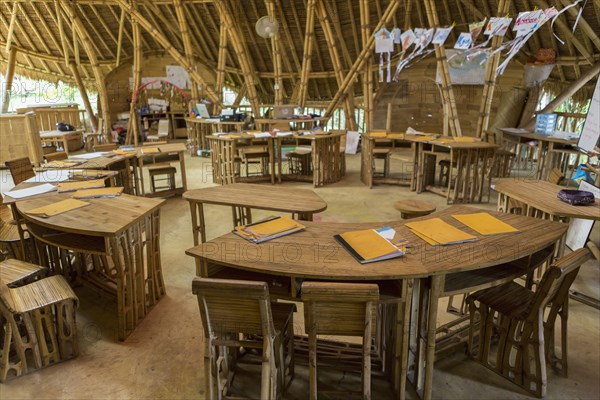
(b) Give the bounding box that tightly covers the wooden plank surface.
[186,205,567,280]
[183,183,327,214]
[15,193,164,235]
[493,180,600,220]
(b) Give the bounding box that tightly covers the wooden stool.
[373,148,391,177]
[147,164,176,193]
[394,199,436,219]
[287,147,312,175]
[0,275,79,382]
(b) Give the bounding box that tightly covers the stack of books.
[234,216,305,243]
[335,228,405,264]
[405,218,478,246]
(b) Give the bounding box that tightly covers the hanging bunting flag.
[400,29,416,51]
[469,19,487,42]
[375,28,394,83]
[484,17,512,37]
[394,28,434,80]
[454,32,473,50]
[391,27,402,44]
[432,26,453,45]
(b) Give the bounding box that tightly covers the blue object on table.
[535,113,557,135]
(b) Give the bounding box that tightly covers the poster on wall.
[436,49,489,85]
[166,65,191,90]
[578,78,600,154]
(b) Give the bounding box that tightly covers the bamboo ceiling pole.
[174,0,199,110]
[55,0,70,65]
[215,21,227,114]
[116,7,125,67]
[324,0,400,120]
[298,0,316,111]
[316,0,357,131]
[476,0,509,139]
[424,0,463,136]
[4,2,17,53]
[523,60,600,130]
[59,1,110,141]
[114,0,222,108]
[1,47,17,114]
[128,0,142,146]
[266,0,283,105]
[213,0,260,115]
[69,62,98,133]
[557,0,600,51]
[360,0,373,131]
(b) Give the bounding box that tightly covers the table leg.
[269,138,276,185]
[138,157,146,196]
[312,141,319,188]
[63,137,69,155]
[410,143,419,191]
[179,151,188,191]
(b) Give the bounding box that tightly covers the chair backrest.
[5,157,35,185]
[548,168,564,185]
[192,277,276,338]
[525,248,591,319]
[94,143,117,152]
[44,152,68,162]
[301,282,379,336]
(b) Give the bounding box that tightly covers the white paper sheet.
[275,131,293,137]
[566,181,599,250]
[4,183,57,199]
[24,170,71,183]
[70,152,105,160]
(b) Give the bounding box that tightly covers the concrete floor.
[1,150,599,399]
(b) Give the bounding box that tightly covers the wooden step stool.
[373,148,391,177]
[147,163,176,193]
[394,199,436,219]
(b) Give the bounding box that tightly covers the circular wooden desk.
[187,205,567,399]
[15,193,166,341]
[185,117,245,155]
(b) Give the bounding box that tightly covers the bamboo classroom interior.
[1,1,600,399]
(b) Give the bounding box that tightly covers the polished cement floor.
[1,150,599,399]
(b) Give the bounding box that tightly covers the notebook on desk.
[335,228,405,264]
[72,187,123,199]
[233,216,305,244]
[405,218,478,246]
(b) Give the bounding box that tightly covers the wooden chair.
[301,282,379,400]
[466,248,592,397]
[0,202,25,261]
[5,157,35,185]
[547,167,565,185]
[287,146,312,176]
[0,259,47,286]
[0,275,79,382]
[192,277,296,399]
[372,139,392,178]
[83,117,104,152]
[238,144,270,177]
[93,143,117,152]
[43,152,68,163]
[147,164,176,193]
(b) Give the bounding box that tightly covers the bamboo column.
[316,0,357,131]
[423,0,463,137]
[213,0,260,115]
[69,62,97,132]
[324,0,401,119]
[128,0,142,146]
[266,0,283,105]
[55,0,70,65]
[359,0,373,131]
[523,60,600,130]
[1,47,17,114]
[114,0,221,108]
[298,0,316,111]
[115,8,125,67]
[59,1,110,142]
[215,21,227,114]
[173,0,199,110]
[476,0,509,139]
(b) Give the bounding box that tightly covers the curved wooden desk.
[185,117,244,155]
[186,205,567,400]
[16,193,166,341]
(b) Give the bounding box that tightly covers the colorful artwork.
[454,32,473,49]
[437,49,488,85]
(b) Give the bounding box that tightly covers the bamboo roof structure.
[1,0,599,105]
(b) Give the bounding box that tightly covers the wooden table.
[186,205,567,399]
[15,193,166,341]
[254,117,328,131]
[499,128,578,180]
[135,142,188,197]
[183,183,327,246]
[185,117,244,155]
[39,129,84,155]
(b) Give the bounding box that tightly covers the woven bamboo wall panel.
[0,114,43,165]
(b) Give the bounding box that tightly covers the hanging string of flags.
[370,1,588,82]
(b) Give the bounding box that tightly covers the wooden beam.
[4,2,17,53]
[324,0,400,119]
[128,0,142,146]
[114,0,221,106]
[360,0,373,131]
[558,0,600,51]
[215,19,227,113]
[213,0,260,114]
[476,0,510,138]
[116,7,126,66]
[1,47,17,113]
[298,0,316,110]
[173,0,199,109]
[9,3,53,73]
[523,60,600,130]
[424,0,462,136]
[265,0,283,105]
[55,0,70,65]
[69,62,97,132]
[316,0,357,130]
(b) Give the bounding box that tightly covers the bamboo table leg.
[269,138,276,185]
[179,151,188,191]
[410,143,419,191]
